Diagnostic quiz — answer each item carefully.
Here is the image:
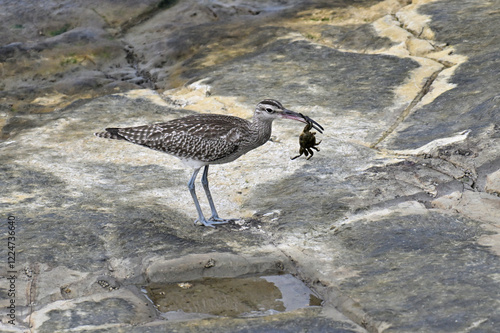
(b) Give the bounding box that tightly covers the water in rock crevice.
[143,274,322,320]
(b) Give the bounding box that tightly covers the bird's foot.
[210,215,239,223]
[194,216,239,228]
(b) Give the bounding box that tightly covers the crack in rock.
[123,44,157,89]
[371,68,441,148]
[368,1,467,148]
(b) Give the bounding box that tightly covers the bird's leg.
[188,168,213,227]
[201,165,235,225]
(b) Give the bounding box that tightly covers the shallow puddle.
[143,274,322,320]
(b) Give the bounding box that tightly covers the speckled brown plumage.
[95,114,274,166]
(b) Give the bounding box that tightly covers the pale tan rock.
[432,191,500,224]
[485,169,500,195]
[432,191,500,256]
[28,288,153,331]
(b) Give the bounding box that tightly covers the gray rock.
[1,0,499,332]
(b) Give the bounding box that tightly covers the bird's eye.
[265,107,274,113]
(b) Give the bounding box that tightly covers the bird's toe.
[208,216,237,224]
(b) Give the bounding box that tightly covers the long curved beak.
[281,109,324,134]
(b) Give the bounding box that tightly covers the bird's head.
[255,99,324,134]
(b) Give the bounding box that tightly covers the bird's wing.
[155,114,247,141]
[113,114,248,162]
[108,124,164,145]
[156,115,247,161]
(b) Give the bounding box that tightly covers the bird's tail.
[94,128,124,140]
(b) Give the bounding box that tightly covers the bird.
[94,99,324,227]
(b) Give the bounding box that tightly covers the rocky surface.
[1,0,499,332]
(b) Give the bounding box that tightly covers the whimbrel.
[95,99,323,227]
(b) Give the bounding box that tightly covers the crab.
[291,121,321,160]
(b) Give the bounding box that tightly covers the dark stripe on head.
[259,99,283,109]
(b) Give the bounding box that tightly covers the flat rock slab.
[1,0,500,332]
[269,206,500,332]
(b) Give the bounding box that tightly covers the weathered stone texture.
[1,0,499,332]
